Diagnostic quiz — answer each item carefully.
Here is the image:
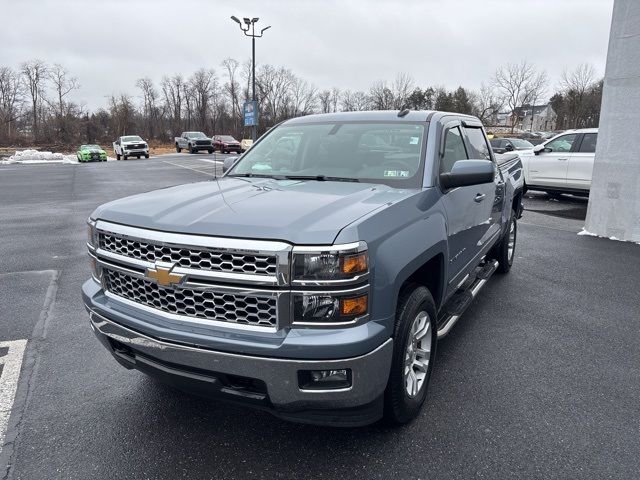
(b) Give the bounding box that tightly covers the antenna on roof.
[398,108,411,117]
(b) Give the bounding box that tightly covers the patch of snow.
[577,228,638,244]
[4,149,78,164]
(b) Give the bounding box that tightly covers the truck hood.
[92,177,417,244]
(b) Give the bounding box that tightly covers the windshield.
[228,122,426,188]
[510,138,534,149]
[186,132,207,139]
[122,136,143,142]
[219,135,237,142]
[81,144,101,149]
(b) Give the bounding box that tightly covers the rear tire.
[176,144,181,153]
[491,209,517,273]
[384,284,437,425]
[116,154,121,161]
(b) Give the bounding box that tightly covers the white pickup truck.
[519,128,598,196]
[113,135,149,160]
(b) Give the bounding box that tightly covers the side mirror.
[440,160,494,189]
[504,143,514,152]
[533,144,546,155]
[222,156,239,173]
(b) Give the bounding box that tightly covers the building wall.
[584,0,640,242]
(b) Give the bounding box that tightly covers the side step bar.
[437,260,499,339]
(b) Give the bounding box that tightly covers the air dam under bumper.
[87,309,393,426]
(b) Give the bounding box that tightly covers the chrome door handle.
[474,193,486,202]
[558,158,568,161]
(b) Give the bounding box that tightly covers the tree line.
[0,59,603,149]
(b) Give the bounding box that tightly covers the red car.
[212,135,242,154]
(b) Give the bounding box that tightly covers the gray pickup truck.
[175,131,214,154]
[83,110,523,426]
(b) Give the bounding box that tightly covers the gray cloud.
[1,0,613,110]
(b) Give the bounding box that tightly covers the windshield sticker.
[409,137,419,145]
[384,170,410,178]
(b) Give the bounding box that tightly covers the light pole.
[231,16,271,142]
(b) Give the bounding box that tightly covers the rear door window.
[464,127,492,160]
[578,133,597,153]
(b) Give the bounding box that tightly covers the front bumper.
[123,149,148,155]
[86,306,393,426]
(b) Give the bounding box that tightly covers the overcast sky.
[1,0,614,110]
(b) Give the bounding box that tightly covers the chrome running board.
[437,259,499,339]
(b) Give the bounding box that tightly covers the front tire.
[208,149,213,154]
[176,144,181,153]
[492,209,517,273]
[123,154,128,160]
[145,154,149,159]
[384,284,437,425]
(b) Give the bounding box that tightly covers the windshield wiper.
[283,175,360,183]
[227,173,287,180]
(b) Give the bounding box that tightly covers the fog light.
[298,368,352,390]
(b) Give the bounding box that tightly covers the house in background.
[511,103,557,132]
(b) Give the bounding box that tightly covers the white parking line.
[0,339,27,453]
[163,160,216,176]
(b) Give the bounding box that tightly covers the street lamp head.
[243,17,251,25]
[252,17,259,23]
[230,15,241,24]
[261,25,271,34]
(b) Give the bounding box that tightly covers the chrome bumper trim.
[88,308,393,408]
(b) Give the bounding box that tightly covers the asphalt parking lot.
[1,156,639,479]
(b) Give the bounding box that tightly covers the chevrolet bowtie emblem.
[145,263,185,287]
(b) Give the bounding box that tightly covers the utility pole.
[231,16,271,142]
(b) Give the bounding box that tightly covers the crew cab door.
[567,132,597,190]
[439,121,500,287]
[529,133,578,188]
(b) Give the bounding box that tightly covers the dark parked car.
[490,137,535,154]
[213,135,242,153]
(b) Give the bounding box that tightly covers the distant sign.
[244,101,258,127]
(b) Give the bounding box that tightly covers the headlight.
[87,219,101,281]
[292,289,368,325]
[87,219,98,248]
[292,242,368,284]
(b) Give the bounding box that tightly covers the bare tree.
[256,65,294,124]
[369,81,394,110]
[0,66,24,140]
[317,89,332,113]
[136,77,159,139]
[20,59,48,137]
[560,63,597,129]
[287,77,317,117]
[108,94,136,136]
[474,83,504,125]
[341,90,369,111]
[161,74,184,135]
[493,61,547,132]
[190,69,217,131]
[222,58,242,134]
[391,73,414,109]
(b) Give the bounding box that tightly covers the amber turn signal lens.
[341,253,368,275]
[340,295,368,316]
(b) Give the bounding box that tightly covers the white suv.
[519,128,597,195]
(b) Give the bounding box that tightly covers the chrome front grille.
[99,232,278,276]
[103,269,277,327]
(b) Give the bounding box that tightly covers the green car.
[77,144,108,162]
